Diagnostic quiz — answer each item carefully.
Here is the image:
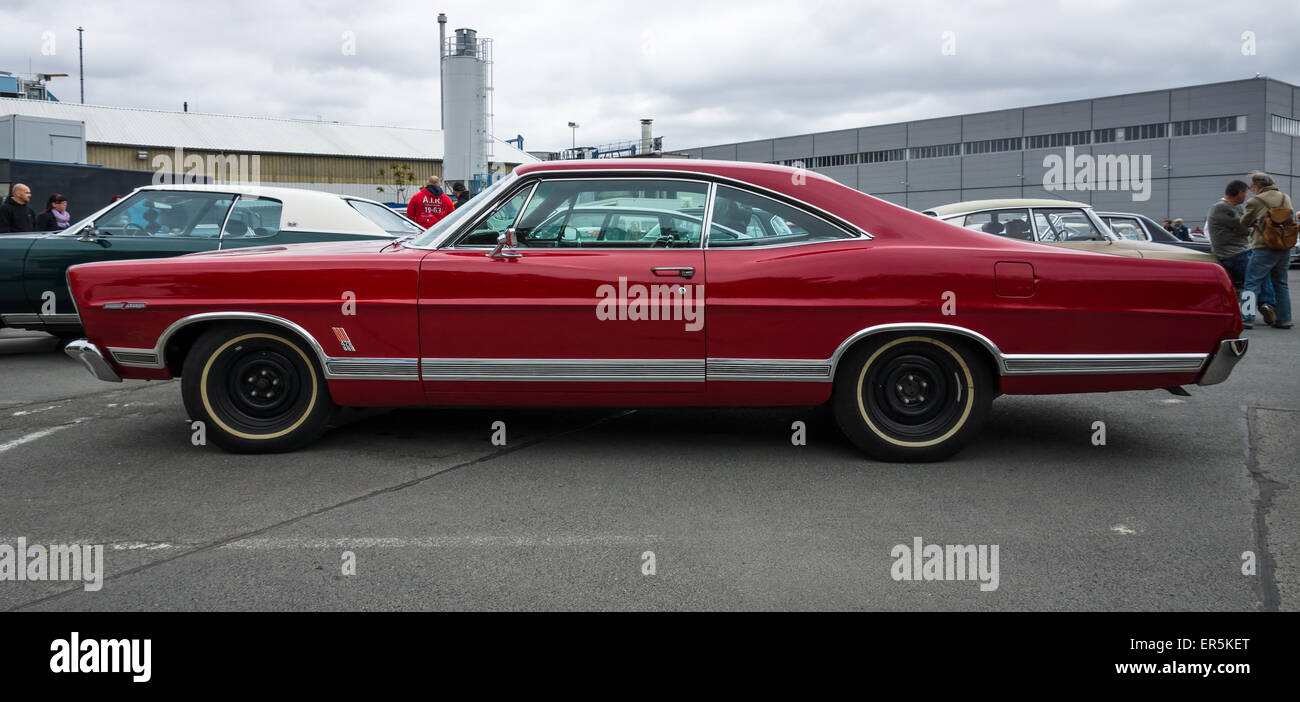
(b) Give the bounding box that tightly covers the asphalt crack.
[1242,404,1287,612]
[6,408,635,611]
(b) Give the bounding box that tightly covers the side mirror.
[487,227,521,259]
[76,225,99,243]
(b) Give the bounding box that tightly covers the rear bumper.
[64,339,123,383]
[1197,338,1248,386]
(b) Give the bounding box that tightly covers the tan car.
[922,199,1215,263]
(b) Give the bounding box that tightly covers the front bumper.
[1197,338,1248,386]
[64,339,123,383]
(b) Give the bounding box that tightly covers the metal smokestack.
[640,119,653,154]
[437,13,447,131]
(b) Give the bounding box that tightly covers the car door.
[703,183,867,381]
[22,190,232,322]
[417,176,709,398]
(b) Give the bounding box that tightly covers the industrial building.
[0,58,534,203]
[677,77,1300,225]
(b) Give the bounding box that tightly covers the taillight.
[1211,266,1241,333]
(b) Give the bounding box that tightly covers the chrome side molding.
[421,358,704,383]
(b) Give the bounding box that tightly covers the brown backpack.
[1260,206,1299,250]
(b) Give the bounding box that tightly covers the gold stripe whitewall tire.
[833,334,993,463]
[181,324,336,454]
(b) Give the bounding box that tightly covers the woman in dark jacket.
[35,194,71,231]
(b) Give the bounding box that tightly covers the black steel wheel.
[833,335,993,462]
[181,324,335,453]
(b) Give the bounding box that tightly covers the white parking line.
[221,536,661,549]
[11,405,62,417]
[0,425,70,454]
[0,536,661,551]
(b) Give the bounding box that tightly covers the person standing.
[0,183,38,233]
[1162,219,1174,234]
[35,193,72,231]
[452,182,472,208]
[1207,180,1274,326]
[406,176,455,229]
[1171,218,1191,240]
[1240,171,1296,329]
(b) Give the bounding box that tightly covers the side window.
[223,197,283,239]
[956,209,1032,240]
[1104,217,1146,241]
[1034,208,1105,242]
[513,179,708,248]
[707,185,854,247]
[458,185,534,246]
[94,191,234,238]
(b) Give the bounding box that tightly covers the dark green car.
[0,184,421,337]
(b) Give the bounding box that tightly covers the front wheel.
[832,335,993,462]
[181,324,335,453]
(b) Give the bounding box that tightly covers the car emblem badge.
[332,327,356,352]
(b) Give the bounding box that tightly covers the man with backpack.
[1240,171,1297,329]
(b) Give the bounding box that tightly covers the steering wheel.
[123,222,147,236]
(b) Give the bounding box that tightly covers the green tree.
[376,162,417,203]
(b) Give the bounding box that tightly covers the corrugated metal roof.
[0,97,536,164]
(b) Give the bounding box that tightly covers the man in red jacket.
[406,176,455,229]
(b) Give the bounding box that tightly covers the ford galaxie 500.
[64,160,1247,461]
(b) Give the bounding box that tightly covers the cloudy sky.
[1,0,1297,152]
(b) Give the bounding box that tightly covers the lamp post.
[77,26,84,104]
[568,121,579,150]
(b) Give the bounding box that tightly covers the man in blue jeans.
[1240,172,1294,329]
[1208,180,1274,326]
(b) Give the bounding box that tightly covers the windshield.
[408,173,518,248]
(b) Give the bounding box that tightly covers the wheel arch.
[829,323,1005,388]
[153,312,330,377]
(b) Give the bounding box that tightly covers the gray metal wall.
[679,78,1299,227]
[0,115,86,164]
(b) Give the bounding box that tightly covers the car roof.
[924,198,1091,216]
[513,158,843,190]
[129,183,411,236]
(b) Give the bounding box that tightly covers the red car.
[64,160,1248,461]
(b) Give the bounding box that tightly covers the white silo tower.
[440,21,493,190]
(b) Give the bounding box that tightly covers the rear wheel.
[832,335,992,462]
[181,325,335,453]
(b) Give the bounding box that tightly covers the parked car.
[0,184,420,338]
[923,199,1215,263]
[64,160,1247,461]
[1098,211,1213,255]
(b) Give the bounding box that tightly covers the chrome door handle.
[651,266,695,279]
